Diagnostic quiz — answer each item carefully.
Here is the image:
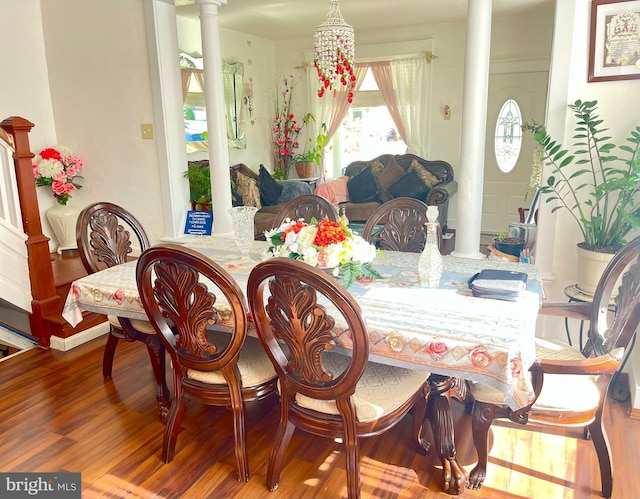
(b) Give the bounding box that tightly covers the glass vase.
[418,206,443,288]
[228,206,258,264]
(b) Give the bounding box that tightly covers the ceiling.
[175,0,555,42]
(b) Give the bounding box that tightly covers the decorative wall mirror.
[223,61,246,149]
[180,54,246,151]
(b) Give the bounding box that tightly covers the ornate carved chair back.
[468,234,640,498]
[271,194,338,229]
[247,257,430,499]
[136,244,277,481]
[76,201,150,274]
[75,201,168,414]
[362,197,434,253]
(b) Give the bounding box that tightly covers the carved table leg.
[426,374,469,495]
[143,335,171,423]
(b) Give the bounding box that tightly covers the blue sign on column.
[184,210,213,235]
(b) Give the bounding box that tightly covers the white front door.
[482,72,548,233]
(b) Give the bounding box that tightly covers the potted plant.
[523,99,640,293]
[183,161,237,211]
[289,115,328,179]
[492,230,526,259]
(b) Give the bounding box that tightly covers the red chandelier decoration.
[313,0,356,102]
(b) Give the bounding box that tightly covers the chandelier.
[314,0,356,102]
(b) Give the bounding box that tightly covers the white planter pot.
[46,203,80,254]
[576,245,616,296]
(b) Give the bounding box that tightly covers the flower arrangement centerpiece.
[272,75,304,179]
[265,218,381,288]
[32,146,84,205]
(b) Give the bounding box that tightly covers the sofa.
[186,161,314,236]
[315,153,457,232]
[229,163,314,235]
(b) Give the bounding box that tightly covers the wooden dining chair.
[467,235,640,498]
[270,193,338,229]
[136,244,278,481]
[361,197,441,253]
[247,257,430,499]
[76,201,170,414]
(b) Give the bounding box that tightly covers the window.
[328,69,406,176]
[180,54,207,143]
[494,99,523,173]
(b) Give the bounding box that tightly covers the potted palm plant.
[523,99,640,294]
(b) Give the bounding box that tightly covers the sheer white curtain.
[369,61,407,143]
[306,64,366,183]
[390,57,430,157]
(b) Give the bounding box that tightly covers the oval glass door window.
[494,99,523,173]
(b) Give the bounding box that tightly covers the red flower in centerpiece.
[265,218,380,289]
[313,219,347,246]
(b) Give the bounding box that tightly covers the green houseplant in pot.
[493,230,526,259]
[183,161,237,211]
[290,115,328,179]
[523,99,640,294]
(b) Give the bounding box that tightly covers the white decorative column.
[196,0,233,236]
[452,0,493,259]
[143,0,191,239]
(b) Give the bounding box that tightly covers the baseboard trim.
[50,322,109,351]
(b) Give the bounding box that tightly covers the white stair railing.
[0,127,32,312]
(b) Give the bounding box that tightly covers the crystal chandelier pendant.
[314,0,356,102]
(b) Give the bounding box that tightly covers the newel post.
[1,116,58,348]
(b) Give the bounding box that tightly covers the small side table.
[296,176,319,190]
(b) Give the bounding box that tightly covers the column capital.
[195,0,227,7]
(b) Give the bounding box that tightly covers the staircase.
[0,116,105,349]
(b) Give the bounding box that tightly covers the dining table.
[62,235,544,495]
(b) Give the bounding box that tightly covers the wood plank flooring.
[1,336,638,498]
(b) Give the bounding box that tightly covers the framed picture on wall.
[589,0,640,82]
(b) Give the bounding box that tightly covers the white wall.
[39,0,165,247]
[0,1,57,144]
[0,0,59,247]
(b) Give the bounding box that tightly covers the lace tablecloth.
[63,237,543,410]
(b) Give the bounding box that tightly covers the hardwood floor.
[1,336,638,498]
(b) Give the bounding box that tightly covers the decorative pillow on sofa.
[346,165,379,203]
[371,157,405,202]
[386,170,430,201]
[276,180,313,204]
[235,171,261,209]
[408,159,440,189]
[258,165,283,206]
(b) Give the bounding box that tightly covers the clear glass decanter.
[339,206,349,226]
[418,206,443,288]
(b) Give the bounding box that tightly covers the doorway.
[482,71,548,233]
